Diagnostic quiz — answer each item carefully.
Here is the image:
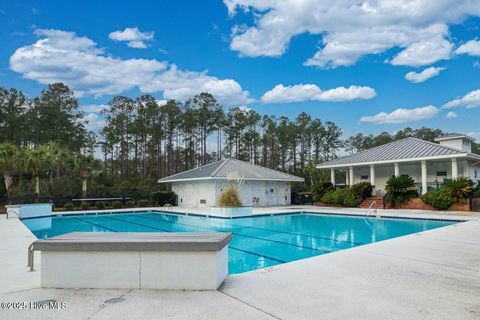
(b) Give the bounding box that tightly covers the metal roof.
[158,158,305,183]
[317,137,476,168]
[434,133,476,142]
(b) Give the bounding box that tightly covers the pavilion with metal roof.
[317,136,480,195]
[159,158,304,208]
[158,158,304,183]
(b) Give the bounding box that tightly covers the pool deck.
[1,206,480,319]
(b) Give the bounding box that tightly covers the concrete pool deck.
[1,206,479,319]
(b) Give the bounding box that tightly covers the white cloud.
[84,112,106,133]
[81,104,108,113]
[10,29,252,105]
[226,0,480,68]
[455,39,480,56]
[443,89,480,109]
[260,84,376,104]
[445,111,458,119]
[404,66,445,83]
[237,105,252,113]
[108,27,154,48]
[360,105,440,124]
[390,37,453,67]
[156,99,168,106]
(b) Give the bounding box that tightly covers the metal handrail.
[28,243,35,271]
[6,209,20,219]
[159,204,173,220]
[364,201,379,218]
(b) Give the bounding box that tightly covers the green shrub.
[350,181,374,200]
[80,202,90,210]
[385,175,418,204]
[473,187,480,196]
[112,201,122,209]
[320,190,336,204]
[64,203,74,211]
[218,186,242,207]
[334,188,348,205]
[150,191,175,205]
[443,177,474,202]
[320,188,358,207]
[125,200,135,208]
[138,199,151,207]
[341,189,359,207]
[95,201,106,210]
[421,189,455,210]
[311,181,334,199]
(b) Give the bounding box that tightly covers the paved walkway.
[1,208,479,319]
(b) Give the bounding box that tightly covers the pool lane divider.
[136,214,332,254]
[74,217,117,232]
[92,215,285,264]
[148,212,360,246]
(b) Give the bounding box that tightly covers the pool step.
[359,196,384,209]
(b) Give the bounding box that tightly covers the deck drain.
[104,297,125,304]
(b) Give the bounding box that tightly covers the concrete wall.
[41,247,228,290]
[173,180,291,208]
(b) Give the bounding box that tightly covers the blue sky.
[1,0,480,139]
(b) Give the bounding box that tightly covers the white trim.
[435,135,475,142]
[158,177,304,183]
[316,153,480,169]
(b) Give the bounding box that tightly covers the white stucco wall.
[172,179,292,208]
[172,181,216,208]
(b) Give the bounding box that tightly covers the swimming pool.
[23,211,456,274]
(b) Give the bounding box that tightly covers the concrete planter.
[209,206,253,218]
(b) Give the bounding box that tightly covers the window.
[269,188,275,193]
[475,170,478,179]
[360,175,369,180]
[436,171,447,177]
[199,199,206,204]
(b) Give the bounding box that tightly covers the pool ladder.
[160,204,173,220]
[364,201,379,218]
[6,210,20,219]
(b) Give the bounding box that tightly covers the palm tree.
[73,154,100,201]
[44,142,68,198]
[24,146,49,201]
[0,143,18,204]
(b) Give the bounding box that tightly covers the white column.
[345,169,350,186]
[370,165,376,195]
[421,160,427,195]
[330,168,336,185]
[451,158,458,179]
[349,166,354,186]
[394,162,400,177]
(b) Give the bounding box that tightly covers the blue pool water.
[23,212,456,274]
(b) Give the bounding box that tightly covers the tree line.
[99,92,344,180]
[1,82,478,204]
